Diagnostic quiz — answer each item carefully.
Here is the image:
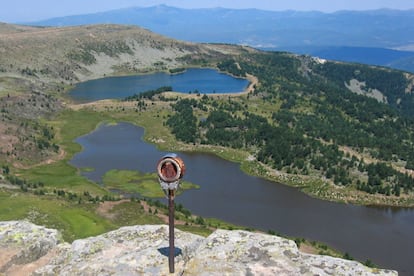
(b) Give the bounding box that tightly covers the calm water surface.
[69,68,249,103]
[70,122,414,274]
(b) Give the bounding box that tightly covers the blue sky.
[1,0,414,23]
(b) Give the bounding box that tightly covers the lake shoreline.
[152,138,414,208]
[117,109,414,208]
[67,67,251,103]
[67,100,414,209]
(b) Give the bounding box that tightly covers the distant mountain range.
[29,5,414,72]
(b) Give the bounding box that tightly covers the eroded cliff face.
[0,221,397,275]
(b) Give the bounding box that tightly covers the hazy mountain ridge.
[28,5,414,73]
[29,6,414,47]
[29,6,414,49]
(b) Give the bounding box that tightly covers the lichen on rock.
[0,220,62,274]
[0,221,398,275]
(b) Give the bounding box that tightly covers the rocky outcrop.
[0,221,397,275]
[0,221,62,275]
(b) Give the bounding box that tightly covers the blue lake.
[70,122,414,275]
[68,68,249,103]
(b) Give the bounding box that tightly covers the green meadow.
[102,169,199,198]
[0,191,115,242]
[1,105,203,242]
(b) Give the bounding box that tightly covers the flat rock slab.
[185,229,397,276]
[35,224,203,275]
[0,221,398,275]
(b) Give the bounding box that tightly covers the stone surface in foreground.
[0,221,397,275]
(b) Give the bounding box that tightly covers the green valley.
[1,22,414,246]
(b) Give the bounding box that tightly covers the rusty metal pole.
[156,154,185,274]
[168,190,175,274]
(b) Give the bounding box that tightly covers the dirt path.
[69,99,138,111]
[0,25,88,40]
[244,73,259,94]
[12,148,66,170]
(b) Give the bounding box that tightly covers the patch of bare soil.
[299,244,318,254]
[0,247,59,276]
[96,199,130,220]
[0,248,19,268]
[12,148,66,170]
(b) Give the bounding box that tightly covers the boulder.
[0,221,397,275]
[34,225,203,275]
[185,229,396,275]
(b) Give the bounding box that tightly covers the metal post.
[156,154,185,274]
[168,190,175,273]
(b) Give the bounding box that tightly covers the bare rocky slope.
[0,23,253,90]
[0,221,397,275]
